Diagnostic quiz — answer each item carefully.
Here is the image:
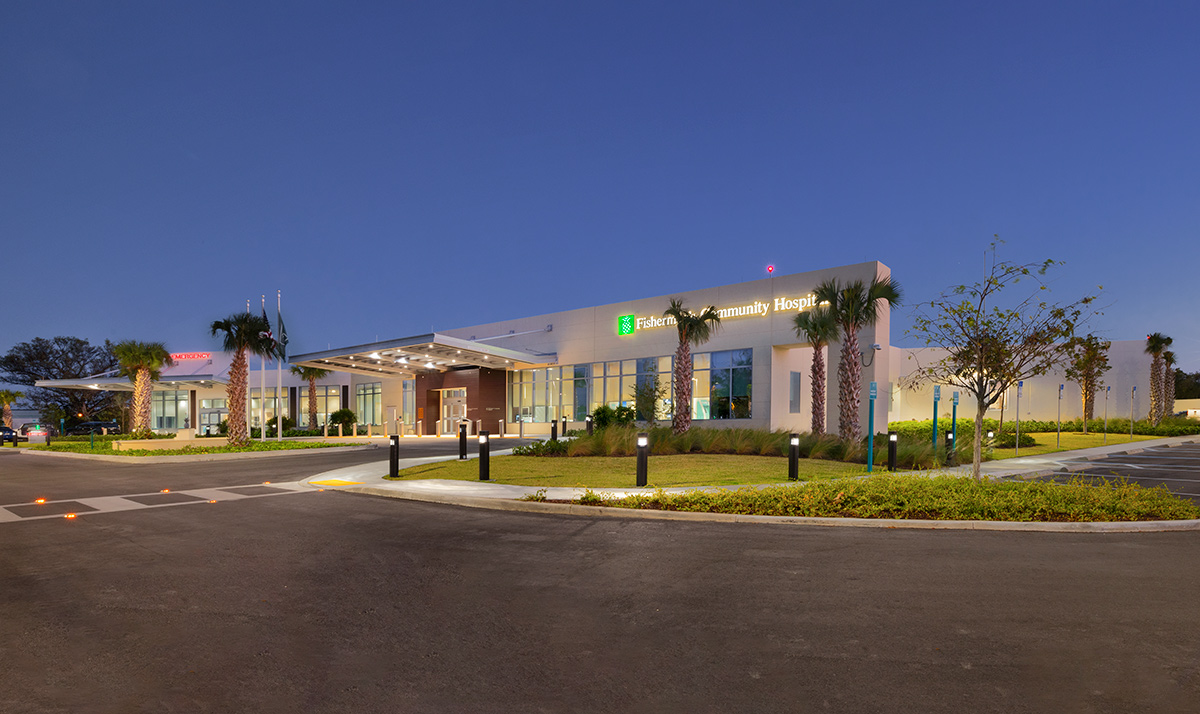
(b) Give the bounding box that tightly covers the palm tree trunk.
[838,329,862,442]
[1165,367,1175,418]
[810,347,825,435]
[2,404,11,430]
[133,368,152,434]
[308,376,318,430]
[227,348,249,445]
[1149,357,1163,425]
[672,341,692,434]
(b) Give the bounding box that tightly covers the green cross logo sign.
[617,314,636,336]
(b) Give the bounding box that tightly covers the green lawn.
[987,431,1160,459]
[388,454,867,488]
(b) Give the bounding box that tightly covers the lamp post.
[458,422,467,460]
[1057,384,1063,448]
[931,385,941,449]
[585,415,593,436]
[478,432,490,480]
[1130,386,1136,442]
[389,434,399,478]
[887,431,897,472]
[636,433,649,487]
[1015,381,1023,457]
[1104,385,1110,444]
[788,433,799,481]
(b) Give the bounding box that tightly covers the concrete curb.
[340,485,1200,533]
[18,444,380,464]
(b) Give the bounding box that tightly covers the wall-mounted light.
[859,343,883,367]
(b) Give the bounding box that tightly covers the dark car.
[66,421,120,436]
[0,426,25,444]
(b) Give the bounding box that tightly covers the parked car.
[19,423,58,436]
[0,426,25,443]
[66,421,120,436]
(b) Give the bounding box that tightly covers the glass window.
[356,383,382,425]
[789,371,802,414]
[152,390,189,430]
[692,349,752,420]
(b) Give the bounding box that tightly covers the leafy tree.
[814,276,902,442]
[290,365,332,429]
[1176,369,1200,400]
[663,299,722,434]
[113,341,175,437]
[0,389,23,429]
[1144,333,1172,425]
[907,245,1098,479]
[1063,334,1110,433]
[792,307,838,435]
[0,337,120,422]
[632,375,667,426]
[210,313,276,446]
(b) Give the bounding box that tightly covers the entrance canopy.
[35,373,224,392]
[290,332,553,379]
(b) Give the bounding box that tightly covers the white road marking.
[0,481,314,524]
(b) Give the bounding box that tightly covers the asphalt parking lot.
[1053,441,1200,502]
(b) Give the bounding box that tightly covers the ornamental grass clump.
[588,475,1200,522]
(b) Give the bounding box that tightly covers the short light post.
[458,422,467,460]
[788,433,799,481]
[945,433,955,466]
[389,434,399,478]
[551,420,558,442]
[478,431,490,481]
[986,430,995,458]
[1057,384,1063,448]
[585,415,593,436]
[561,416,567,437]
[888,431,897,472]
[636,432,649,487]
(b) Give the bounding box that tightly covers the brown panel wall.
[413,368,508,435]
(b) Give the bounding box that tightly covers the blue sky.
[3,1,1197,369]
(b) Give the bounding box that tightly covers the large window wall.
[298,385,341,426]
[356,382,382,425]
[152,390,190,430]
[507,350,750,423]
[249,388,289,428]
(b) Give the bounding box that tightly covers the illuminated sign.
[170,352,212,361]
[617,294,823,334]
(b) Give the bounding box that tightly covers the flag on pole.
[259,307,276,356]
[277,309,289,362]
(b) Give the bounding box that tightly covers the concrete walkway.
[298,435,1200,532]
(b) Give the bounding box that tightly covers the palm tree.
[813,276,902,442]
[792,307,837,435]
[113,341,175,437]
[0,389,23,430]
[1163,350,1177,419]
[290,365,332,429]
[663,299,722,434]
[1144,333,1172,425]
[211,312,275,446]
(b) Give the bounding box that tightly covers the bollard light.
[586,415,593,436]
[389,434,399,478]
[788,433,799,481]
[478,431,490,481]
[945,432,955,466]
[636,432,649,487]
[551,420,558,442]
[887,431,898,472]
[458,422,467,460]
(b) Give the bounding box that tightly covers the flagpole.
[260,295,266,442]
[276,290,283,442]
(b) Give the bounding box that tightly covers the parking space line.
[1079,463,1200,472]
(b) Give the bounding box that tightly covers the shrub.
[512,439,569,456]
[995,432,1036,448]
[590,404,635,430]
[328,408,357,429]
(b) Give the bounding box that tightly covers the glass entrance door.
[440,389,467,435]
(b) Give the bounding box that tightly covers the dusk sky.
[3,2,1198,372]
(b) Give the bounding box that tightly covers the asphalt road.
[2,450,1199,713]
[1051,442,1200,503]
